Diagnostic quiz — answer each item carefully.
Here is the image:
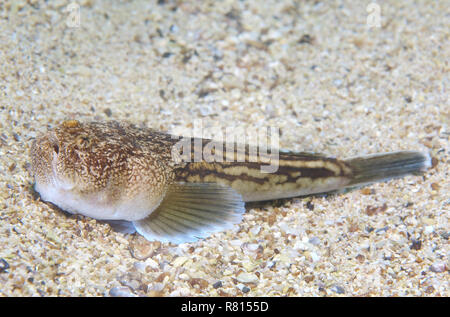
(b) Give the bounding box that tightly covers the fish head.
[31,120,101,195]
[30,120,167,221]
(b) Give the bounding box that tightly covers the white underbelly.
[35,181,161,221]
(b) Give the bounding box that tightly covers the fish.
[30,120,431,244]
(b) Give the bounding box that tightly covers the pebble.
[356,254,365,263]
[122,279,140,291]
[422,217,435,226]
[13,133,21,142]
[243,261,257,272]
[189,278,209,289]
[169,288,191,297]
[267,261,276,269]
[109,286,137,297]
[309,252,320,262]
[178,273,190,280]
[294,240,309,251]
[130,238,160,260]
[241,243,259,252]
[250,225,261,235]
[333,79,343,87]
[230,88,241,100]
[236,272,259,284]
[410,240,422,250]
[172,256,188,267]
[148,282,165,292]
[198,106,213,116]
[375,226,389,234]
[308,237,321,245]
[133,262,147,273]
[104,108,112,117]
[144,258,159,270]
[229,239,242,247]
[212,281,223,289]
[279,222,298,235]
[429,262,447,273]
[0,258,9,273]
[223,269,233,276]
[331,285,345,294]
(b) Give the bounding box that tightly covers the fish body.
[31,120,431,243]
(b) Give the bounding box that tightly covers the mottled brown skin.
[31,120,355,214]
[30,120,430,242]
[31,120,184,219]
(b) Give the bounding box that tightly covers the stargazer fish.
[31,120,431,243]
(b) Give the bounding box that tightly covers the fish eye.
[53,143,59,154]
[75,135,91,149]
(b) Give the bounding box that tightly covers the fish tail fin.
[345,151,431,187]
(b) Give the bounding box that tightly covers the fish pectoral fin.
[133,182,245,244]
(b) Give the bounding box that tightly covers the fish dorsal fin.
[133,183,245,244]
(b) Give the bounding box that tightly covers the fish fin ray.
[133,182,245,244]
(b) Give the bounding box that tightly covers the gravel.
[0,0,448,297]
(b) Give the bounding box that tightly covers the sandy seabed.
[0,0,448,296]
